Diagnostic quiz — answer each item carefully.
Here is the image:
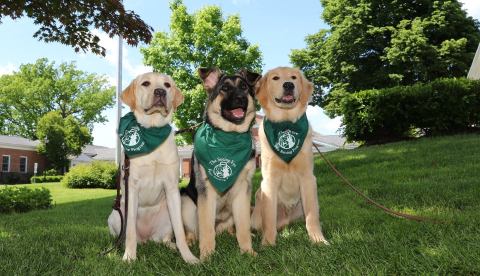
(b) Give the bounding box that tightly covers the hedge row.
[340,78,480,144]
[30,175,63,183]
[0,186,52,213]
[61,161,117,189]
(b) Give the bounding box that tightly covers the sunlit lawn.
[1,134,479,274]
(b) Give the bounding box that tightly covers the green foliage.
[291,0,480,116]
[43,169,59,176]
[0,58,115,139]
[36,111,92,171]
[141,0,263,144]
[30,175,63,183]
[61,161,117,189]
[0,0,152,56]
[340,78,480,144]
[0,186,51,213]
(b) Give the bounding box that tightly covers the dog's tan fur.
[251,67,329,246]
[181,68,258,260]
[107,72,198,263]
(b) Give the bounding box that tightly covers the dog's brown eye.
[221,84,231,91]
[141,81,151,87]
[272,76,280,80]
[164,82,171,88]
[291,76,297,80]
[239,82,247,90]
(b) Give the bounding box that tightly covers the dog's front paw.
[261,236,276,247]
[309,232,330,245]
[122,251,136,262]
[183,253,200,265]
[241,248,257,257]
[199,247,215,261]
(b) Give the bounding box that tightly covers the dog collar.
[118,112,172,157]
[263,113,309,163]
[194,123,253,193]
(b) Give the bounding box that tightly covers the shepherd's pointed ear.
[198,67,221,91]
[239,69,261,87]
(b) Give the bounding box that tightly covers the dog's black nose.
[283,81,294,91]
[233,94,247,106]
[154,88,166,97]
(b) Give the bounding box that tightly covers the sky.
[0,0,479,148]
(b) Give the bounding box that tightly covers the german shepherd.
[181,68,261,260]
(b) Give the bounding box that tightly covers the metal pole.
[115,35,123,165]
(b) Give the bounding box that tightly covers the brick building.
[0,135,116,184]
[0,135,48,183]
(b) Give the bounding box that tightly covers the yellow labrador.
[107,72,199,263]
[251,67,329,246]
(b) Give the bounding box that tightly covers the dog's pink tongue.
[231,108,245,118]
[282,95,294,101]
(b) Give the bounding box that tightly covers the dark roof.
[0,135,39,150]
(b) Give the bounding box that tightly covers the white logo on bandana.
[209,158,236,181]
[276,129,296,150]
[121,126,141,148]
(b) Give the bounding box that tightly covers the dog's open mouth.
[222,107,247,123]
[275,95,296,104]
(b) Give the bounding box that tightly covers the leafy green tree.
[0,0,153,55]
[291,0,480,116]
[37,111,92,172]
[141,0,263,143]
[0,58,115,139]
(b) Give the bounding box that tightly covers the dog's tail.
[180,151,198,205]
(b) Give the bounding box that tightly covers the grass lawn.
[1,134,479,274]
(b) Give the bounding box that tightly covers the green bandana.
[194,123,252,193]
[118,112,172,157]
[263,113,309,163]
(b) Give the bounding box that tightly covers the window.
[20,156,28,173]
[2,155,10,172]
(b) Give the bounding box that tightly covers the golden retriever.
[251,67,329,246]
[107,72,199,263]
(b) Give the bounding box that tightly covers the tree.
[141,0,263,143]
[0,0,153,56]
[0,58,115,139]
[291,0,480,117]
[37,111,92,172]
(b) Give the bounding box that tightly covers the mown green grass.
[1,134,479,274]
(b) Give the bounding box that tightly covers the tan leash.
[313,143,445,224]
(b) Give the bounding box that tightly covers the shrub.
[43,169,59,176]
[0,186,52,213]
[61,161,118,189]
[30,175,63,183]
[340,78,480,144]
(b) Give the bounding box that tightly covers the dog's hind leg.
[250,188,263,231]
[107,210,122,237]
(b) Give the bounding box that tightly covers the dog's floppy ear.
[198,67,221,92]
[299,70,314,105]
[121,79,137,110]
[239,69,261,87]
[172,83,184,110]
